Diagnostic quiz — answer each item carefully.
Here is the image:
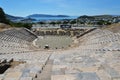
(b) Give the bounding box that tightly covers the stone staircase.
[34,60,53,80]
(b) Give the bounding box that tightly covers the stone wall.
[33,28,87,36]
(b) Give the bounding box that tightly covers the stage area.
[35,36,73,49]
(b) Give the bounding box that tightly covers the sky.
[0,0,120,17]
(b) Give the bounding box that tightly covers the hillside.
[5,14,24,21]
[102,23,120,33]
[93,15,114,19]
[0,23,11,31]
[78,15,114,19]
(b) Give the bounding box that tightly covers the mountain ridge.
[27,14,70,17]
[5,14,24,20]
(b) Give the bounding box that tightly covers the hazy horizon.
[0,0,120,17]
[6,13,120,18]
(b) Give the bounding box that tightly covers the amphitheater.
[0,23,120,80]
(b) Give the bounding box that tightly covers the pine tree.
[0,7,9,24]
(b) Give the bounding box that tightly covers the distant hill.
[27,14,70,18]
[5,14,70,22]
[78,15,114,19]
[78,15,95,19]
[93,15,114,19]
[20,18,36,23]
[109,15,120,17]
[5,14,24,21]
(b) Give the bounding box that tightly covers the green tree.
[50,21,56,25]
[97,20,111,25]
[56,21,61,24]
[0,7,9,24]
[97,20,105,25]
[70,20,76,24]
[38,22,45,25]
[23,23,32,29]
[63,21,69,24]
[10,22,32,29]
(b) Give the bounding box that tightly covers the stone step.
[102,64,120,80]
[51,72,100,80]
[33,60,53,80]
[96,70,110,80]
